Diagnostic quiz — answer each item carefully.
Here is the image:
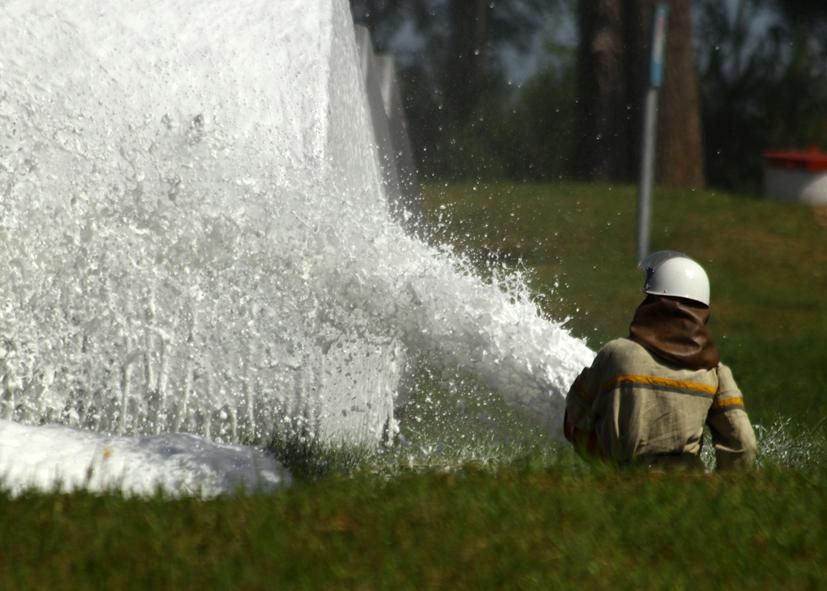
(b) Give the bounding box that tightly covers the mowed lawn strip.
[1,463,825,590]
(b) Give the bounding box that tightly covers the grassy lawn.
[2,182,826,589]
[422,182,827,425]
[2,461,825,590]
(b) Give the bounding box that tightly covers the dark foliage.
[351,0,827,192]
[698,0,827,191]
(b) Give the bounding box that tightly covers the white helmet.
[638,250,710,306]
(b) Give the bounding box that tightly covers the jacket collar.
[629,295,720,370]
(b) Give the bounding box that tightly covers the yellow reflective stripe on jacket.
[602,374,717,397]
[712,396,745,410]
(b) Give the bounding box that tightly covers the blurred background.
[351,0,827,193]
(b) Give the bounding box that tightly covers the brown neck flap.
[629,295,720,370]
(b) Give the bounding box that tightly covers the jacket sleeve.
[564,362,601,457]
[707,364,758,470]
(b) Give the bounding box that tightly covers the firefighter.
[563,251,758,470]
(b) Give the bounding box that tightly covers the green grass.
[422,182,827,425]
[2,459,826,590]
[2,182,827,589]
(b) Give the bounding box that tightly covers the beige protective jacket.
[565,338,757,469]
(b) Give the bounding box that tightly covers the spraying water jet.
[0,0,594,459]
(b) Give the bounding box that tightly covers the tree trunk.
[573,0,626,180]
[573,0,705,187]
[655,0,705,187]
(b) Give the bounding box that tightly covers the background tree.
[571,0,626,180]
[573,0,704,187]
[353,0,827,193]
[657,0,704,187]
[697,0,827,190]
[353,0,567,181]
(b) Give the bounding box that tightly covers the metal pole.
[636,3,669,264]
[637,89,658,264]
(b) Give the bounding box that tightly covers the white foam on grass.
[0,419,289,497]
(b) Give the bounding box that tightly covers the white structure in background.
[764,148,827,205]
[354,25,420,228]
[0,419,290,497]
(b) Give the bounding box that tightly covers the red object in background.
[764,146,827,172]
